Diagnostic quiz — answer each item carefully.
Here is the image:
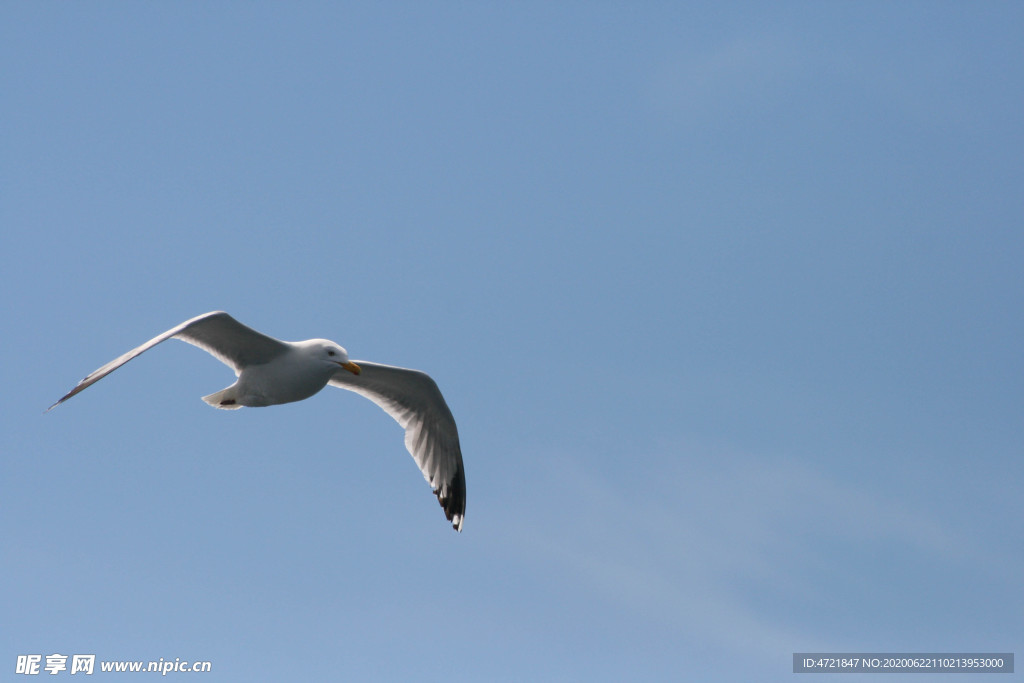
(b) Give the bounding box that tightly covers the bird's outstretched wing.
[48,311,288,410]
[330,361,466,531]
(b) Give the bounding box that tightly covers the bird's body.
[202,339,349,409]
[49,311,466,531]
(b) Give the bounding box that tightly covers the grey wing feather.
[48,311,288,410]
[171,311,289,370]
[330,361,466,531]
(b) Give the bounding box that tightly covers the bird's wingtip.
[436,463,466,532]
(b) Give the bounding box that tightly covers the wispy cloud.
[644,32,803,125]
[497,438,1010,659]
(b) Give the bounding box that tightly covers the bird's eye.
[327,350,336,356]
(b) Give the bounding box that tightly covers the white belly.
[235,353,334,406]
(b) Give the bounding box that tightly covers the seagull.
[48,311,466,531]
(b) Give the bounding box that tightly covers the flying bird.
[48,311,466,531]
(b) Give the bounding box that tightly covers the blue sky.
[3,2,1021,681]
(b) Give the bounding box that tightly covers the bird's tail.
[202,385,243,410]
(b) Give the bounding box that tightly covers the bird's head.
[311,339,361,375]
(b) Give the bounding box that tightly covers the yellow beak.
[339,361,361,375]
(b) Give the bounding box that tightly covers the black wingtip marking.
[220,399,236,406]
[435,460,467,532]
